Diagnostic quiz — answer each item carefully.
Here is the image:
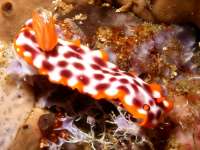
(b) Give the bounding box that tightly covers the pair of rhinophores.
[14,8,173,128]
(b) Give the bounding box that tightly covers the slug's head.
[32,8,58,51]
[122,83,173,128]
[140,83,173,128]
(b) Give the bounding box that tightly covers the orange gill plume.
[32,8,58,51]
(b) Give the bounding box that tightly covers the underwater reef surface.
[0,0,52,41]
[84,0,200,28]
[32,1,200,150]
[0,0,200,150]
[0,42,35,150]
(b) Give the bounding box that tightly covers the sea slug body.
[14,9,173,128]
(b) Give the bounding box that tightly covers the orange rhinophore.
[32,8,58,51]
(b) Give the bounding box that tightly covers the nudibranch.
[14,8,173,127]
